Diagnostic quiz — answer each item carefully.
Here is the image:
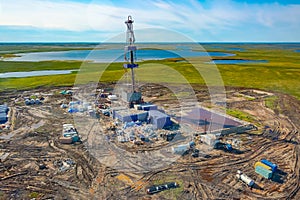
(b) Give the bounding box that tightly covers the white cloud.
[152,1,172,10]
[0,0,299,41]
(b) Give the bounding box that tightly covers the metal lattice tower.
[124,15,138,93]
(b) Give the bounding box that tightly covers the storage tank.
[25,99,30,105]
[35,99,41,104]
[261,159,277,172]
[236,172,254,187]
[254,161,272,171]
[255,165,273,179]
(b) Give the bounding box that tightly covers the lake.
[208,59,268,64]
[0,70,75,78]
[4,49,235,62]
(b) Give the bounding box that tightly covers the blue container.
[130,114,138,122]
[0,108,7,114]
[225,144,233,151]
[0,105,8,113]
[68,108,78,113]
[0,113,7,123]
[261,159,277,172]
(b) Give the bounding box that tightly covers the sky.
[0,0,299,42]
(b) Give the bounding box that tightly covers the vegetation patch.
[264,95,282,114]
[0,44,299,100]
[29,192,40,198]
[226,108,256,123]
[265,96,279,110]
[151,174,184,200]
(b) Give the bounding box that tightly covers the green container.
[255,165,273,179]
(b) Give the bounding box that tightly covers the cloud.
[0,0,299,41]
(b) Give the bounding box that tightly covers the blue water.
[5,49,234,63]
[295,50,300,52]
[207,45,245,52]
[0,70,75,78]
[208,59,268,64]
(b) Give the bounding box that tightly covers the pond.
[4,49,235,63]
[0,70,76,78]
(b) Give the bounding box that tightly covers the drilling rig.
[122,15,142,108]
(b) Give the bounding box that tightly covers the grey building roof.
[148,110,169,119]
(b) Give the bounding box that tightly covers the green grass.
[151,175,184,200]
[226,108,256,123]
[265,96,279,110]
[29,192,40,198]
[264,95,282,114]
[0,44,299,100]
[0,60,82,73]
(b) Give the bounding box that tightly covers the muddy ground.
[0,83,299,199]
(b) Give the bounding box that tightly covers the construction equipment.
[214,142,233,152]
[61,124,80,144]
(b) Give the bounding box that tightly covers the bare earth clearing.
[0,84,299,199]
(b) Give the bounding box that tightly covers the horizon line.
[1,41,300,44]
